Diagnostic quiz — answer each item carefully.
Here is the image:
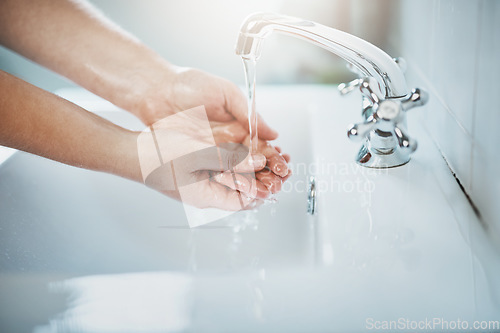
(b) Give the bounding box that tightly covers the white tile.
[400,1,477,192]
[472,145,500,240]
[472,0,500,157]
[422,81,474,191]
[399,0,435,75]
[471,0,500,234]
[405,59,473,192]
[430,0,481,135]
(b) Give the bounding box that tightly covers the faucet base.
[355,142,411,168]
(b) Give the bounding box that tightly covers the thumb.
[224,81,279,141]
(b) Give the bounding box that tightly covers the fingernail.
[251,154,266,167]
[273,163,288,177]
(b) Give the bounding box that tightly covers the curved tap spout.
[235,12,409,98]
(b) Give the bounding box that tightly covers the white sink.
[0,86,499,332]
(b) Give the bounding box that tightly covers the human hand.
[211,120,291,195]
[135,106,290,211]
[136,67,279,141]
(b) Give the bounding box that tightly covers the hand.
[211,120,291,195]
[136,106,290,211]
[136,67,279,141]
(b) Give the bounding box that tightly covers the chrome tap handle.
[336,57,428,167]
[338,62,364,95]
[347,116,377,141]
[401,88,429,111]
[393,125,417,152]
[348,77,428,153]
[338,78,362,95]
[359,77,383,104]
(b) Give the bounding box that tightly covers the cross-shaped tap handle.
[347,77,429,153]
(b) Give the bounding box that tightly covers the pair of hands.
[0,0,289,211]
[134,67,290,211]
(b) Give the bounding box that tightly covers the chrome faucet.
[235,12,428,168]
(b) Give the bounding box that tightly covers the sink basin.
[1,86,499,332]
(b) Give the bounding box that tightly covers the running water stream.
[242,58,278,205]
[242,58,258,153]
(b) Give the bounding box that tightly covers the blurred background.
[0,0,398,90]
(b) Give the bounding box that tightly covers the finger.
[175,174,254,211]
[255,179,272,199]
[267,154,288,178]
[223,81,279,140]
[282,153,291,163]
[205,180,268,211]
[211,171,271,199]
[275,146,281,153]
[210,171,257,198]
[230,152,266,173]
[282,169,292,182]
[205,181,255,211]
[155,175,247,211]
[241,137,288,177]
[242,198,265,210]
[256,169,282,194]
[195,145,266,173]
[258,143,289,177]
[211,121,247,144]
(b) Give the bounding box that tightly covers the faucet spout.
[235,12,409,98]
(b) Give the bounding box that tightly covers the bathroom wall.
[397,0,500,237]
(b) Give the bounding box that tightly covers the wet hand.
[135,108,289,211]
[210,120,291,196]
[136,67,279,141]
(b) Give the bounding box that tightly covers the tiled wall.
[398,0,499,235]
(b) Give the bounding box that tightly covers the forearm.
[0,0,175,120]
[0,70,140,181]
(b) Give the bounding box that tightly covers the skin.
[0,0,290,210]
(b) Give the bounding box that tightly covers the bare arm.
[0,0,174,122]
[0,70,139,180]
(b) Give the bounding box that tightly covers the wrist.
[82,47,180,126]
[126,59,181,125]
[110,128,143,183]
